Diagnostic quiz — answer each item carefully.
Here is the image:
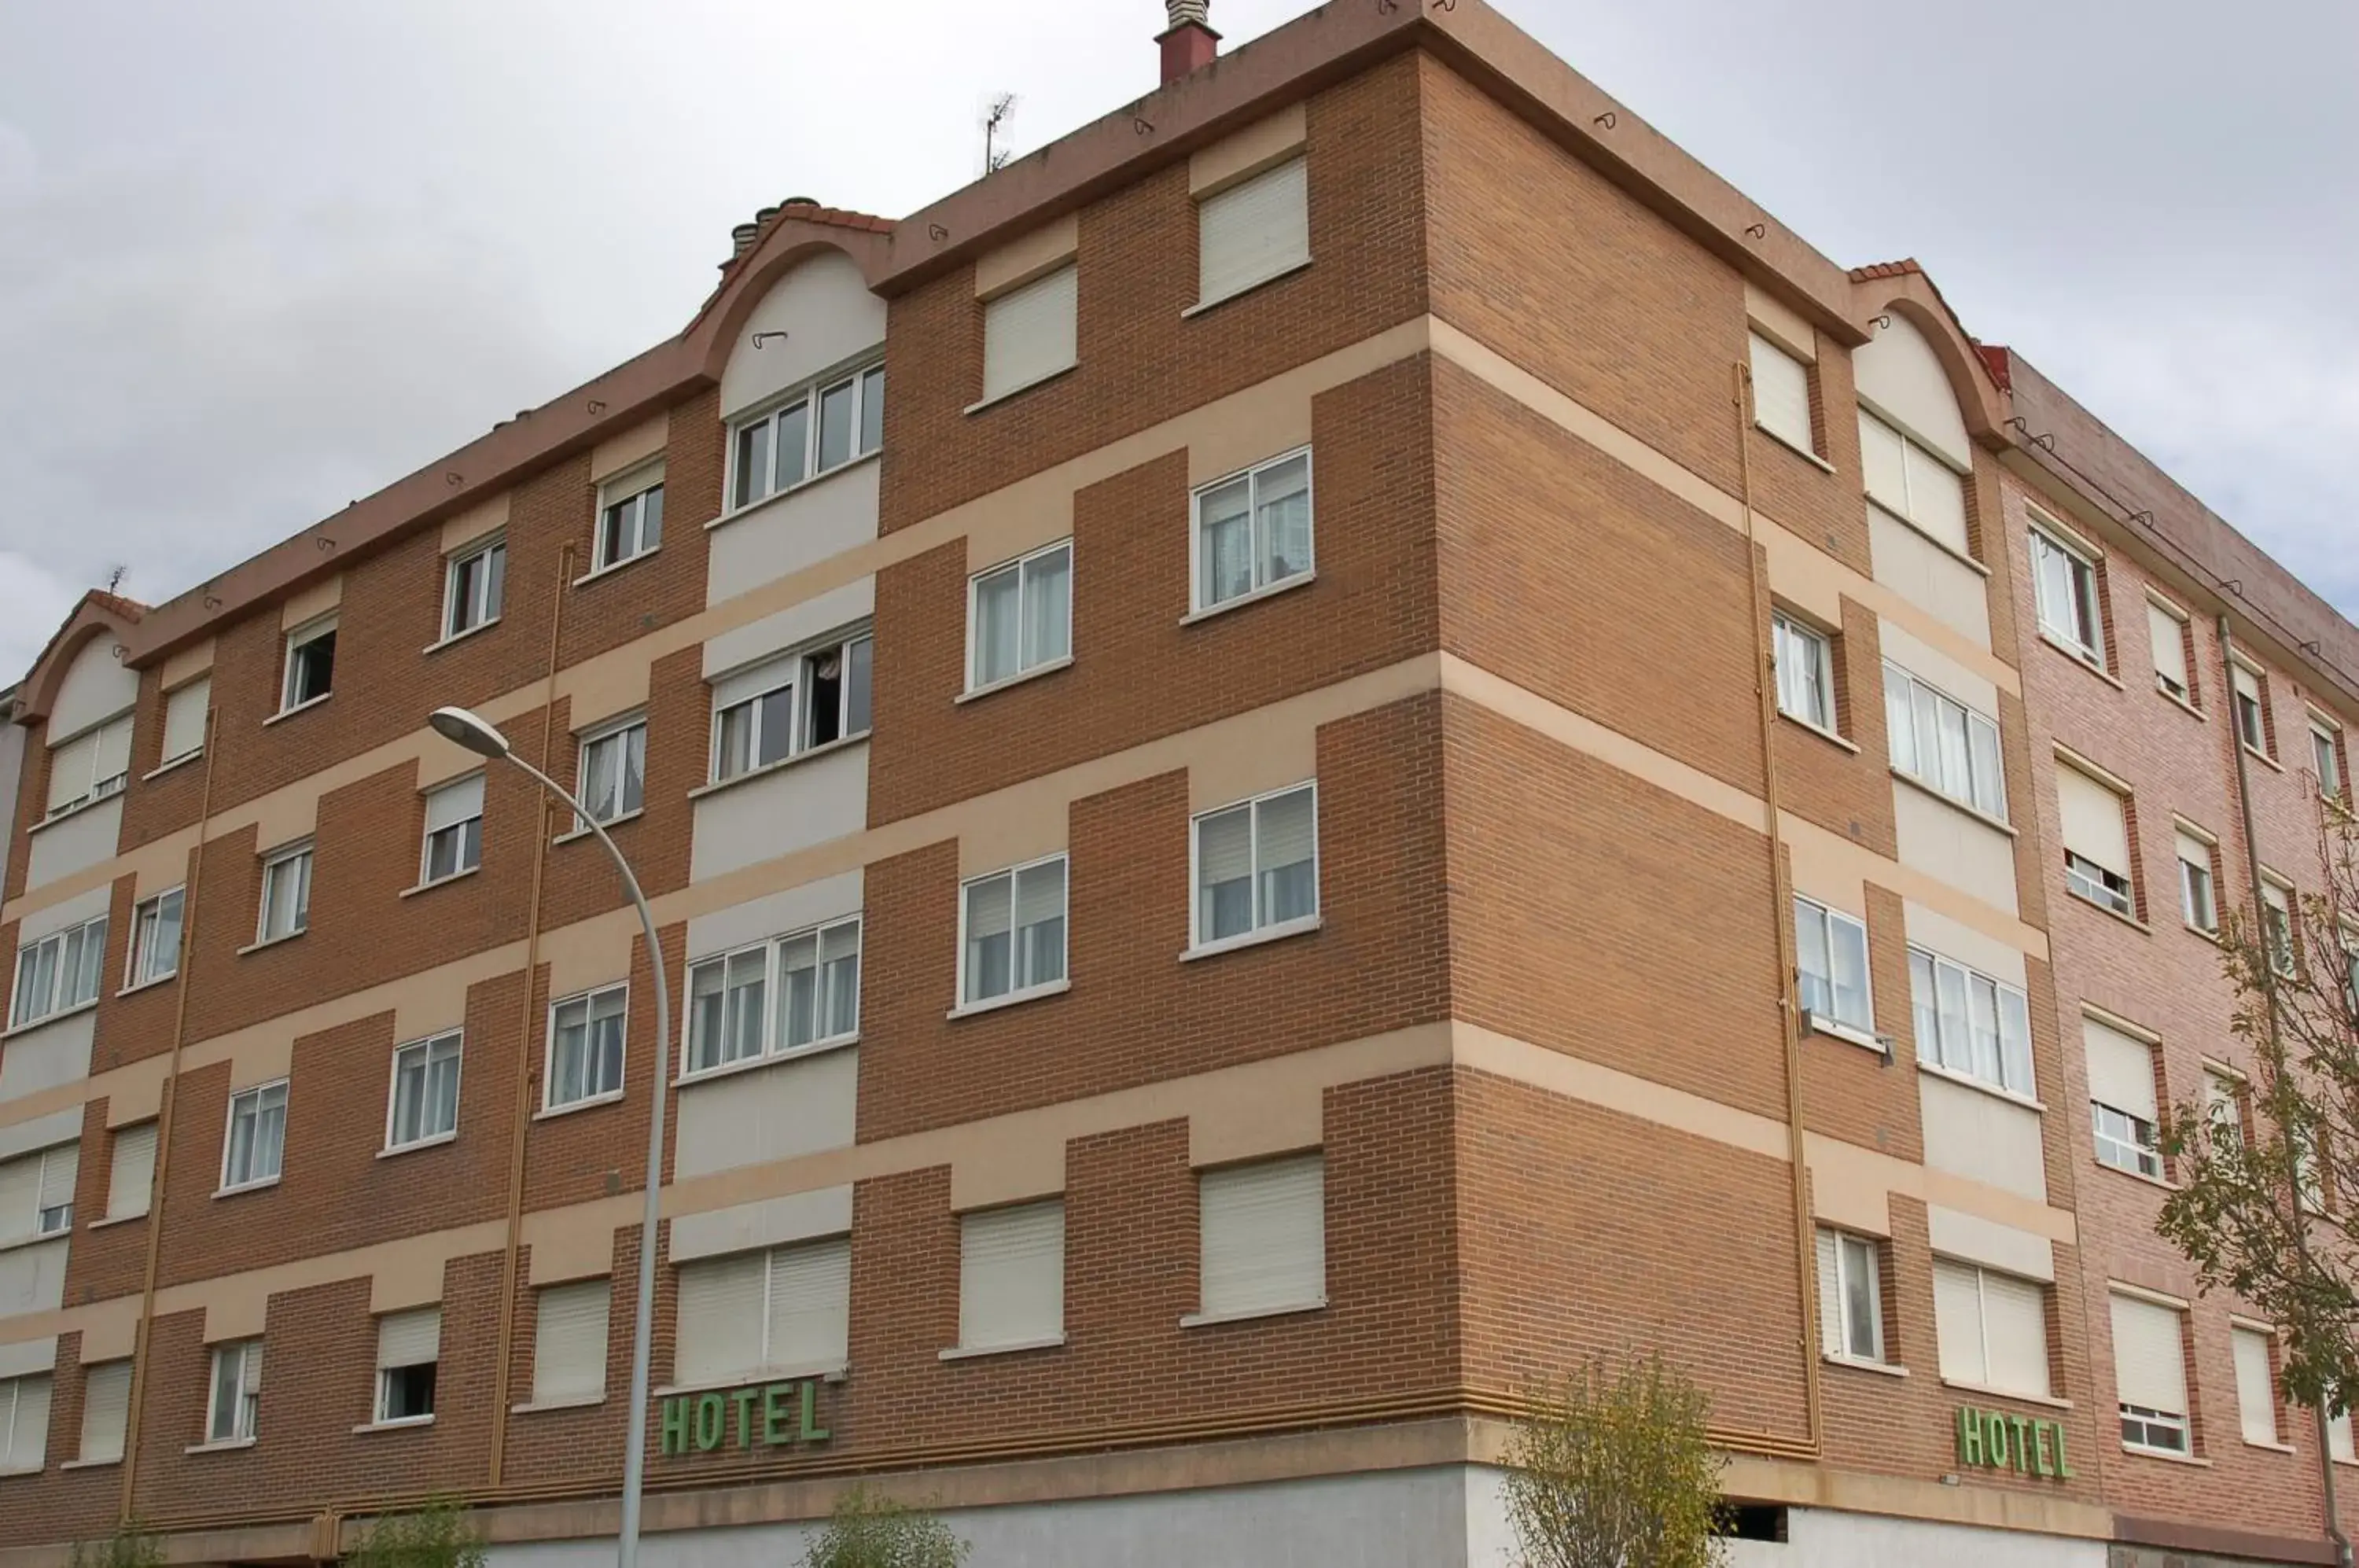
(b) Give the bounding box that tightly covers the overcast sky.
[2,0,2352,680]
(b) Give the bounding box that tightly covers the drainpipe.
[2217,614,2353,1568]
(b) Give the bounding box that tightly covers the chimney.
[1158,0,1219,85]
[729,221,760,259]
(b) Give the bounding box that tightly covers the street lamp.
[429,705,670,1568]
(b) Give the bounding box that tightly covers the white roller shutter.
[2175,829,2212,875]
[1904,444,1969,553]
[107,1124,156,1220]
[1932,1260,1985,1385]
[2084,1019,2158,1122]
[161,679,210,764]
[376,1307,440,1369]
[2,1375,49,1470]
[1981,1272,2052,1397]
[712,655,794,712]
[1257,786,1316,874]
[765,1239,850,1372]
[1860,411,1907,516]
[675,1252,765,1386]
[982,265,1077,401]
[79,1361,130,1463]
[1200,1154,1324,1317]
[424,774,483,833]
[2233,1327,2278,1445]
[2147,605,2188,694]
[1198,156,1308,306]
[959,1201,1065,1350]
[36,1146,76,1220]
[2056,766,2132,879]
[2110,1294,2188,1415]
[2233,662,2262,709]
[532,1281,609,1404]
[1813,1229,1843,1357]
[45,731,97,815]
[2335,1412,2357,1463]
[90,719,131,791]
[0,1154,39,1238]
[1749,333,1812,452]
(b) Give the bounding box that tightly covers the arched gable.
[1849,263,2008,454]
[684,207,895,390]
[17,593,142,735]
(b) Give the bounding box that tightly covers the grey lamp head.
[429,705,510,760]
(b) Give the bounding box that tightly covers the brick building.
[0,3,2350,1565]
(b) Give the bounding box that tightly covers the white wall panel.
[690,743,867,882]
[26,797,122,891]
[706,466,880,611]
[1920,1071,2048,1202]
[1870,510,1991,650]
[0,1011,95,1105]
[718,252,885,422]
[1893,786,2019,917]
[672,1047,857,1180]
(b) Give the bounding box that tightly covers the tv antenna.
[981,93,1018,174]
[105,564,129,594]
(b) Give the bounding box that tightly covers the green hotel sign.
[1954,1405,2074,1480]
[659,1378,832,1456]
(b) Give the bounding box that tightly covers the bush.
[800,1487,970,1568]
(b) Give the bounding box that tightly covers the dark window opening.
[1714,1504,1788,1543]
[381,1361,436,1422]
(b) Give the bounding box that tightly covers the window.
[1885,664,2006,819]
[1794,896,1872,1039]
[386,1031,462,1151]
[44,716,131,818]
[2110,1293,2190,1455]
[673,1239,850,1386]
[1193,783,1318,948]
[11,915,107,1028]
[374,1308,439,1423]
[709,631,874,782]
[78,1361,129,1464]
[443,535,506,639]
[256,844,312,944]
[968,543,1072,692]
[2314,718,2346,804]
[981,264,1077,403]
[2147,599,2193,704]
[221,1080,288,1191]
[731,365,885,510]
[576,718,646,827]
[2086,1018,2162,1180]
[1196,1154,1324,1320]
[2295,1127,2327,1216]
[594,465,664,570]
[2056,763,2134,918]
[1859,409,1970,555]
[2030,522,2105,666]
[420,774,484,885]
[2233,1326,2280,1445]
[1772,612,1835,732]
[2262,877,2297,977]
[280,617,336,711]
[1933,1260,2052,1397]
[1194,448,1312,613]
[106,1122,156,1221]
[956,1201,1065,1352]
[1747,332,1816,455]
[1908,948,2034,1096]
[1814,1229,1884,1363]
[207,1340,262,1444]
[532,1281,610,1404]
[1197,156,1308,307]
[0,1375,48,1473]
[2177,827,2218,934]
[2203,1068,2247,1153]
[960,856,1066,1008]
[547,985,626,1110]
[160,678,210,766]
[684,916,861,1076]
[2334,1410,2357,1463]
[2232,661,2272,757]
[129,887,184,988]
[0,1143,79,1239]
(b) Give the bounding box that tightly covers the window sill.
[2243,1437,2298,1454]
[535,1090,625,1122]
[0,1463,41,1477]
[2063,887,2150,935]
[87,1210,147,1231]
[706,449,881,533]
[184,1437,256,1456]
[423,618,500,657]
[939,1334,1065,1362]
[213,1176,282,1201]
[512,1393,606,1414]
[947,979,1071,1021]
[964,362,1078,415]
[956,657,1075,706]
[2094,1156,2174,1193]
[676,1032,859,1089]
[2155,686,2205,721]
[2037,630,2121,688]
[117,971,178,1000]
[1868,502,1990,578]
[1939,1378,2070,1411]
[2120,1443,2209,1467]
[1888,769,2016,837]
[35,786,127,831]
[654,1364,847,1398]
[1776,710,1858,754]
[59,1456,123,1471]
[572,548,661,589]
[1754,419,1835,474]
[1181,1299,1326,1330]
[1916,1060,2044,1114]
[1804,1011,1885,1055]
[2243,742,2283,773]
[3,997,100,1040]
[1182,256,1312,319]
[142,750,204,783]
[1181,570,1316,627]
[2183,920,2221,945]
[686,733,870,802]
[554,808,643,845]
[377,1132,457,1160]
[1822,1353,1907,1378]
[1182,915,1321,963]
[236,929,307,957]
[352,1415,435,1434]
[263,694,332,727]
[399,865,481,899]
[0,1228,70,1257]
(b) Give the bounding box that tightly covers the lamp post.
[429,706,669,1568]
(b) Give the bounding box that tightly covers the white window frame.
[707,628,874,784]
[256,842,313,944]
[128,887,184,989]
[2177,825,2219,935]
[385,1030,462,1154]
[43,716,131,819]
[2111,1292,2192,1457]
[2092,1100,2162,1181]
[219,1080,289,1194]
[1908,946,2036,1099]
[1817,1228,1885,1364]
[545,982,628,1112]
[2261,874,2298,978]
[1934,1259,2052,1398]
[419,774,485,886]
[1190,447,1315,614]
[11,915,108,1029]
[3,1143,79,1239]
[160,679,210,768]
[280,616,337,712]
[1772,610,1836,733]
[2146,596,2193,704]
[2232,658,2273,758]
[957,855,1069,1010]
[0,1374,48,1474]
[1884,663,2008,820]
[1188,782,1320,954]
[682,915,863,1079]
[373,1308,440,1426]
[593,463,665,572]
[966,542,1073,694]
[2232,1323,2281,1448]
[1793,896,1874,1045]
[206,1340,262,1445]
[728,360,885,513]
[441,533,506,641]
[2313,715,2345,804]
[1859,408,1971,555]
[1747,331,1816,457]
[574,716,648,829]
[2029,523,2106,668]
